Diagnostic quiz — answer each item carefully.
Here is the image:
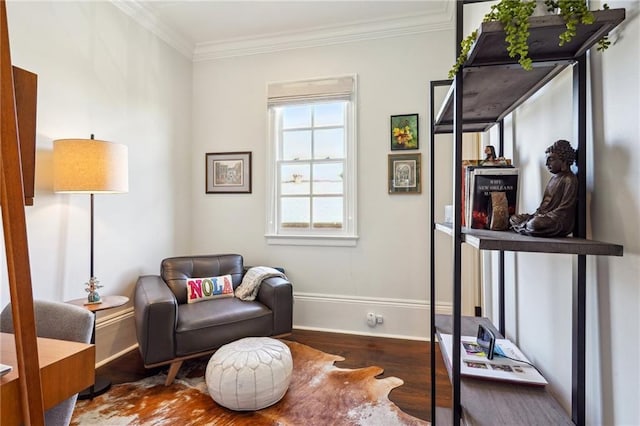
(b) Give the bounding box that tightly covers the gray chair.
[0,300,94,426]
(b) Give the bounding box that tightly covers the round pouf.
[205,337,293,411]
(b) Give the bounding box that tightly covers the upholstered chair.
[134,254,293,385]
[0,300,94,426]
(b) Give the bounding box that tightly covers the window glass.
[314,103,344,126]
[282,105,312,128]
[313,163,343,195]
[280,164,310,195]
[313,128,344,159]
[282,130,311,160]
[281,197,310,228]
[313,197,343,229]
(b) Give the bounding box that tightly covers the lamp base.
[77,375,111,400]
[85,276,103,304]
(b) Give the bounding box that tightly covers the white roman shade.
[267,75,355,106]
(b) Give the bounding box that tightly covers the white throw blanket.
[235,266,287,301]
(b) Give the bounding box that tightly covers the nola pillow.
[186,275,234,303]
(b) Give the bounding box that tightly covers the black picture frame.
[205,151,252,194]
[390,113,419,150]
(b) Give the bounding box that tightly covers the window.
[266,76,358,246]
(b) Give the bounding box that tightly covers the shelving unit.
[429,4,625,425]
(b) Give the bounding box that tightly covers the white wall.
[478,1,639,424]
[192,30,454,338]
[1,0,192,360]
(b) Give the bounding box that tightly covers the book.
[460,160,513,227]
[439,333,548,386]
[468,167,519,230]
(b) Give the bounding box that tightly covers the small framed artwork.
[390,114,419,150]
[206,151,252,194]
[388,153,421,194]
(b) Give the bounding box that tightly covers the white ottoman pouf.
[205,337,293,411]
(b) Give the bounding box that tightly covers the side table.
[66,295,129,399]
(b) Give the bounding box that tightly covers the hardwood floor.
[97,329,452,422]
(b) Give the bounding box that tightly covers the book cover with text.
[469,168,519,230]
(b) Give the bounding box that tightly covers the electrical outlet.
[376,314,384,324]
[366,312,376,327]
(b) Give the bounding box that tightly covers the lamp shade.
[53,138,128,193]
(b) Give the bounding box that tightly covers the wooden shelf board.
[434,315,573,426]
[436,223,623,256]
[469,9,625,66]
[434,8,625,134]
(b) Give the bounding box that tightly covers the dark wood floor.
[97,329,452,422]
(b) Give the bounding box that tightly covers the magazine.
[439,333,547,386]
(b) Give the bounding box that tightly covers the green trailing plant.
[449,0,613,78]
[546,0,593,45]
[485,0,537,70]
[449,30,478,78]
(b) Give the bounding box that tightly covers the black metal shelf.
[429,5,625,426]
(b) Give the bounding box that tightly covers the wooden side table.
[66,295,129,399]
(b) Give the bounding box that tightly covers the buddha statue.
[509,139,578,237]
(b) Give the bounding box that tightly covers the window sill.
[265,234,359,247]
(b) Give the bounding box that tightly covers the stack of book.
[461,159,519,230]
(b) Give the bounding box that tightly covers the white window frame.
[265,75,358,247]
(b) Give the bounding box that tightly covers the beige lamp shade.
[53,139,128,193]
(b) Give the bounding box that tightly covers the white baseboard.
[94,307,138,367]
[93,295,453,365]
[293,292,452,340]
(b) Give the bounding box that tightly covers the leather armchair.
[134,254,293,385]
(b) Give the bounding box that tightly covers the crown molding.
[194,9,455,62]
[111,1,454,63]
[110,0,194,60]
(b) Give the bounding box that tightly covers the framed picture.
[388,153,421,194]
[206,151,252,194]
[390,114,419,150]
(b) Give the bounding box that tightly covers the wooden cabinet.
[429,6,625,425]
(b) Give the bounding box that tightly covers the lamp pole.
[90,134,95,280]
[90,192,94,279]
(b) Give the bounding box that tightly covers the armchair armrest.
[134,275,178,365]
[257,276,293,335]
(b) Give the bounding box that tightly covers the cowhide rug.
[71,340,429,425]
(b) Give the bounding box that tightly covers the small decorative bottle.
[85,277,103,304]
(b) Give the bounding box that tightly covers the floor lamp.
[53,135,129,301]
[53,135,128,399]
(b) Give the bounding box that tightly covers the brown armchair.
[134,254,293,385]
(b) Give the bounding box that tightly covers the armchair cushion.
[175,298,272,356]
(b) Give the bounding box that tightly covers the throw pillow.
[186,275,234,303]
[235,266,287,301]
